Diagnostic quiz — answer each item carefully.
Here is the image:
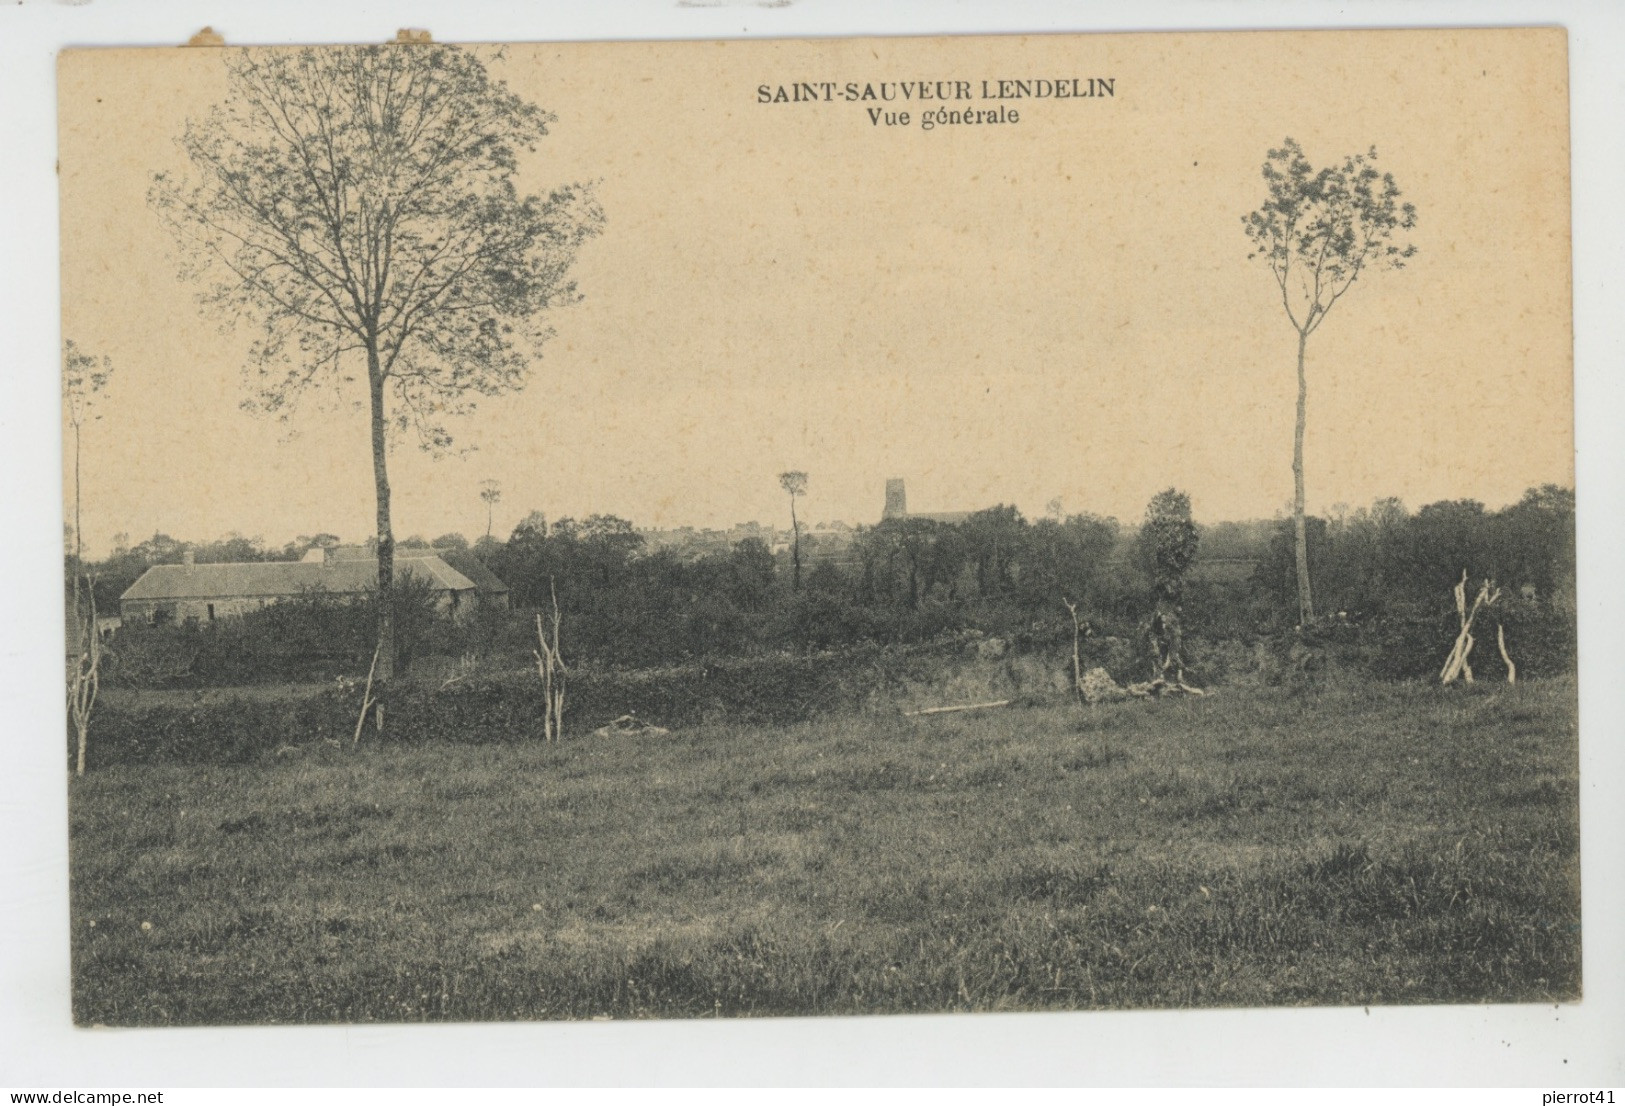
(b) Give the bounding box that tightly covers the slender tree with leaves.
[778,471,808,591]
[479,478,502,541]
[151,44,604,690]
[1243,137,1416,624]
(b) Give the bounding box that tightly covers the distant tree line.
[84,484,1574,687]
[481,486,1573,668]
[1246,487,1575,620]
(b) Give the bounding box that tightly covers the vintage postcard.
[59,28,1576,1026]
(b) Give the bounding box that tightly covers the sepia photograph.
[53,24,1584,1035]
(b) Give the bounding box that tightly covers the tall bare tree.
[778,470,808,591]
[1243,137,1416,624]
[479,478,502,541]
[152,44,604,687]
[63,340,112,588]
[64,340,112,776]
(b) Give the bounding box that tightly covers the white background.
[1,0,1621,1088]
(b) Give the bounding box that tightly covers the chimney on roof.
[182,548,195,568]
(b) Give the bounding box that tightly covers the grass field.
[68,675,1580,1024]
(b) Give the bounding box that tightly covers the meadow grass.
[69,675,1580,1024]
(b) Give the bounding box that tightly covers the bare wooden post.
[67,578,102,776]
[533,578,566,741]
[1441,570,1501,686]
[1497,622,1517,684]
[1440,571,1475,684]
[541,599,556,741]
[548,580,566,739]
[1062,597,1086,702]
[352,645,381,746]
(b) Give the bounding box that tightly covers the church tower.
[883,478,907,520]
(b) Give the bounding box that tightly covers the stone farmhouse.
[119,544,509,626]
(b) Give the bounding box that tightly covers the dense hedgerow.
[80,636,1048,767]
[82,599,1579,770]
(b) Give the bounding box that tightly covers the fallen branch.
[592,714,670,738]
[904,699,1011,717]
[1126,678,1206,699]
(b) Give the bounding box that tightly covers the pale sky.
[58,30,1573,557]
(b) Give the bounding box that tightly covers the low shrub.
[81,632,1110,768]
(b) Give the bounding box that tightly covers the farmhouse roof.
[320,544,506,591]
[120,555,477,602]
[436,550,511,595]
